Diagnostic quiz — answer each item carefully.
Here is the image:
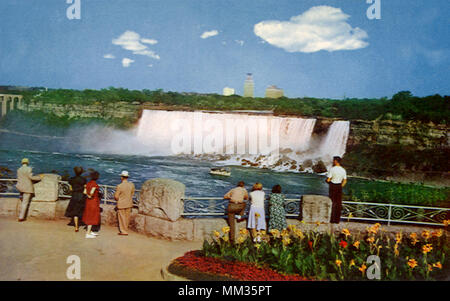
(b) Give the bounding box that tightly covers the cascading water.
[134,110,349,172]
[319,120,350,161]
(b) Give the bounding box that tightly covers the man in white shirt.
[326,156,347,224]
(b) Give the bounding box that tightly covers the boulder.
[144,215,194,241]
[32,174,61,202]
[301,195,332,223]
[312,160,327,173]
[139,178,185,221]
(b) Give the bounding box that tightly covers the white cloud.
[201,30,219,39]
[103,54,115,59]
[141,38,158,45]
[122,58,135,67]
[254,6,369,53]
[113,30,160,59]
[148,64,153,68]
[235,40,245,46]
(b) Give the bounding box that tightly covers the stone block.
[301,195,332,223]
[144,215,194,241]
[139,178,185,221]
[28,201,57,220]
[33,174,61,202]
[0,197,19,217]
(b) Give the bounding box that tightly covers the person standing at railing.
[64,167,87,232]
[268,185,287,231]
[224,181,249,243]
[16,158,43,222]
[248,183,266,242]
[326,156,347,224]
[114,171,135,236]
[82,171,101,238]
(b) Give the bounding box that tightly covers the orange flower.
[443,220,450,227]
[255,212,261,218]
[421,230,431,240]
[432,262,442,269]
[407,258,418,269]
[353,241,360,249]
[335,259,342,268]
[359,264,367,274]
[394,244,400,256]
[432,229,443,238]
[395,232,403,244]
[366,236,375,244]
[427,264,433,272]
[341,228,351,237]
[349,259,356,267]
[409,232,419,245]
[422,244,433,254]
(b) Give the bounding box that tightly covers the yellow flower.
[294,229,304,239]
[287,224,297,232]
[270,229,281,238]
[237,235,246,244]
[394,243,400,256]
[366,236,375,244]
[422,244,433,254]
[335,259,342,268]
[395,232,403,244]
[443,220,450,227]
[281,229,289,237]
[367,223,382,234]
[300,220,305,224]
[341,228,351,237]
[255,212,261,218]
[359,264,367,274]
[432,229,443,238]
[421,230,431,240]
[239,228,249,235]
[427,264,433,272]
[353,241,360,249]
[254,243,261,249]
[349,259,356,267]
[282,237,292,246]
[407,258,418,269]
[432,262,442,269]
[222,235,229,242]
[222,226,230,234]
[260,230,267,236]
[213,230,221,238]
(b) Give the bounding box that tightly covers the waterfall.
[132,110,349,171]
[319,121,350,161]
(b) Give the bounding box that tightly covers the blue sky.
[0,0,449,98]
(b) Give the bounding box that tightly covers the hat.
[21,158,29,164]
[120,171,129,178]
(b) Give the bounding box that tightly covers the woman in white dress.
[247,183,266,242]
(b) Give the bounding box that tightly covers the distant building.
[265,85,284,99]
[223,87,235,96]
[243,73,254,98]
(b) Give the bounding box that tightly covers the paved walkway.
[0,217,201,281]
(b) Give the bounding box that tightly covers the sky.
[0,0,449,99]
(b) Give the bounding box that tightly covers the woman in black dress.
[65,166,87,232]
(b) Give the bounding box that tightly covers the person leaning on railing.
[224,181,249,243]
[114,171,135,236]
[16,158,43,222]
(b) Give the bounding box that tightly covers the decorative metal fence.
[182,197,449,227]
[0,179,140,207]
[1,178,448,226]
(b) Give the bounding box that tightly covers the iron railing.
[1,178,448,226]
[0,178,140,206]
[182,197,449,227]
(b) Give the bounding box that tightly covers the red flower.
[308,241,313,250]
[339,240,348,248]
[173,251,310,281]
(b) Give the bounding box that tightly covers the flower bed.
[201,224,450,281]
[168,251,310,281]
